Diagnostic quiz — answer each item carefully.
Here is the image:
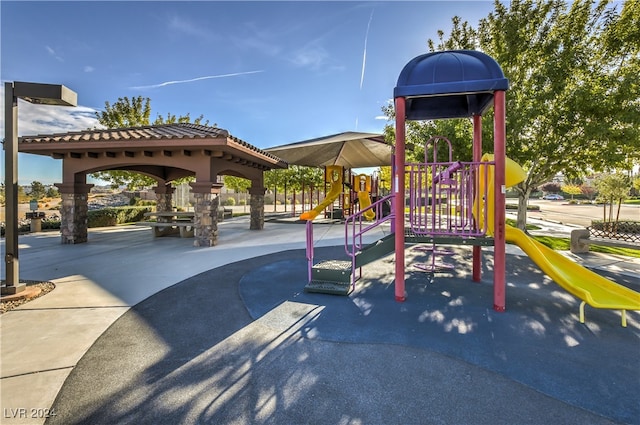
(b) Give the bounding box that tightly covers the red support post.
[472,114,483,282]
[493,90,507,312]
[394,97,406,302]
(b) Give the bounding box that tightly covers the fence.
[588,221,640,244]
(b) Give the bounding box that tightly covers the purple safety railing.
[306,194,394,288]
[306,220,314,283]
[407,135,491,238]
[345,194,395,258]
[408,161,490,237]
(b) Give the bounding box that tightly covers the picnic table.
[136,211,195,238]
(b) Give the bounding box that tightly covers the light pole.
[2,81,77,295]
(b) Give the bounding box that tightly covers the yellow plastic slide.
[479,154,640,326]
[357,191,376,220]
[300,178,342,221]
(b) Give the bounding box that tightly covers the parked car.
[542,194,564,200]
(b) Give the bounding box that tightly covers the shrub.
[88,206,153,228]
[224,197,236,206]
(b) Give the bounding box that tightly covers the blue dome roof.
[394,50,509,120]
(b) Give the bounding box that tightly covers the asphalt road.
[523,199,639,227]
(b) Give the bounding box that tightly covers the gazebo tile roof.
[19,123,286,164]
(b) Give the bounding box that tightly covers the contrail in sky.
[129,70,264,90]
[359,9,374,91]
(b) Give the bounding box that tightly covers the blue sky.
[1,1,495,185]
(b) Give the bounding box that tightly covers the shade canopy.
[266,131,392,169]
[394,50,509,120]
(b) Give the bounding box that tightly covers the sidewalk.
[1,216,638,424]
[0,217,385,424]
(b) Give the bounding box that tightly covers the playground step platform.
[311,260,352,283]
[307,260,353,295]
[304,280,352,295]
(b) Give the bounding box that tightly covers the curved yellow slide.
[480,155,640,326]
[300,179,342,221]
[357,191,376,220]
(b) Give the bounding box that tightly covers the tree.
[631,175,640,197]
[264,169,286,211]
[29,181,46,200]
[561,184,582,200]
[386,1,640,230]
[94,96,151,128]
[595,173,630,224]
[580,183,597,201]
[91,96,212,189]
[223,176,251,207]
[540,182,561,194]
[478,0,640,228]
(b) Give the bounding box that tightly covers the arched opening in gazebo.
[19,123,288,246]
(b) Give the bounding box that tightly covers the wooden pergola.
[19,123,288,246]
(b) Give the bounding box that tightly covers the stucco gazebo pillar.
[249,185,266,230]
[54,182,94,244]
[189,181,223,247]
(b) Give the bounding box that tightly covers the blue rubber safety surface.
[46,246,639,425]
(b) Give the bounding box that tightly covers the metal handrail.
[344,194,395,259]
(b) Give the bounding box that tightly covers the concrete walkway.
[1,215,639,424]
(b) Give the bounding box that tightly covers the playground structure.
[304,50,639,326]
[300,165,381,221]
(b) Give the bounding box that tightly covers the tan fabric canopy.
[265,131,392,169]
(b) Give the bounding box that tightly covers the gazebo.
[19,123,288,246]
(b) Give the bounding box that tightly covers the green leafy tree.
[92,96,212,189]
[479,0,640,228]
[45,186,59,198]
[631,175,640,197]
[29,181,46,200]
[223,175,251,207]
[595,173,630,226]
[94,96,151,128]
[385,0,640,230]
[377,166,392,194]
[264,169,286,211]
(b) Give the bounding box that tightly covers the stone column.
[249,186,266,230]
[190,182,223,247]
[153,184,175,223]
[54,183,94,244]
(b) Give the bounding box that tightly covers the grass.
[506,218,541,231]
[529,235,640,258]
